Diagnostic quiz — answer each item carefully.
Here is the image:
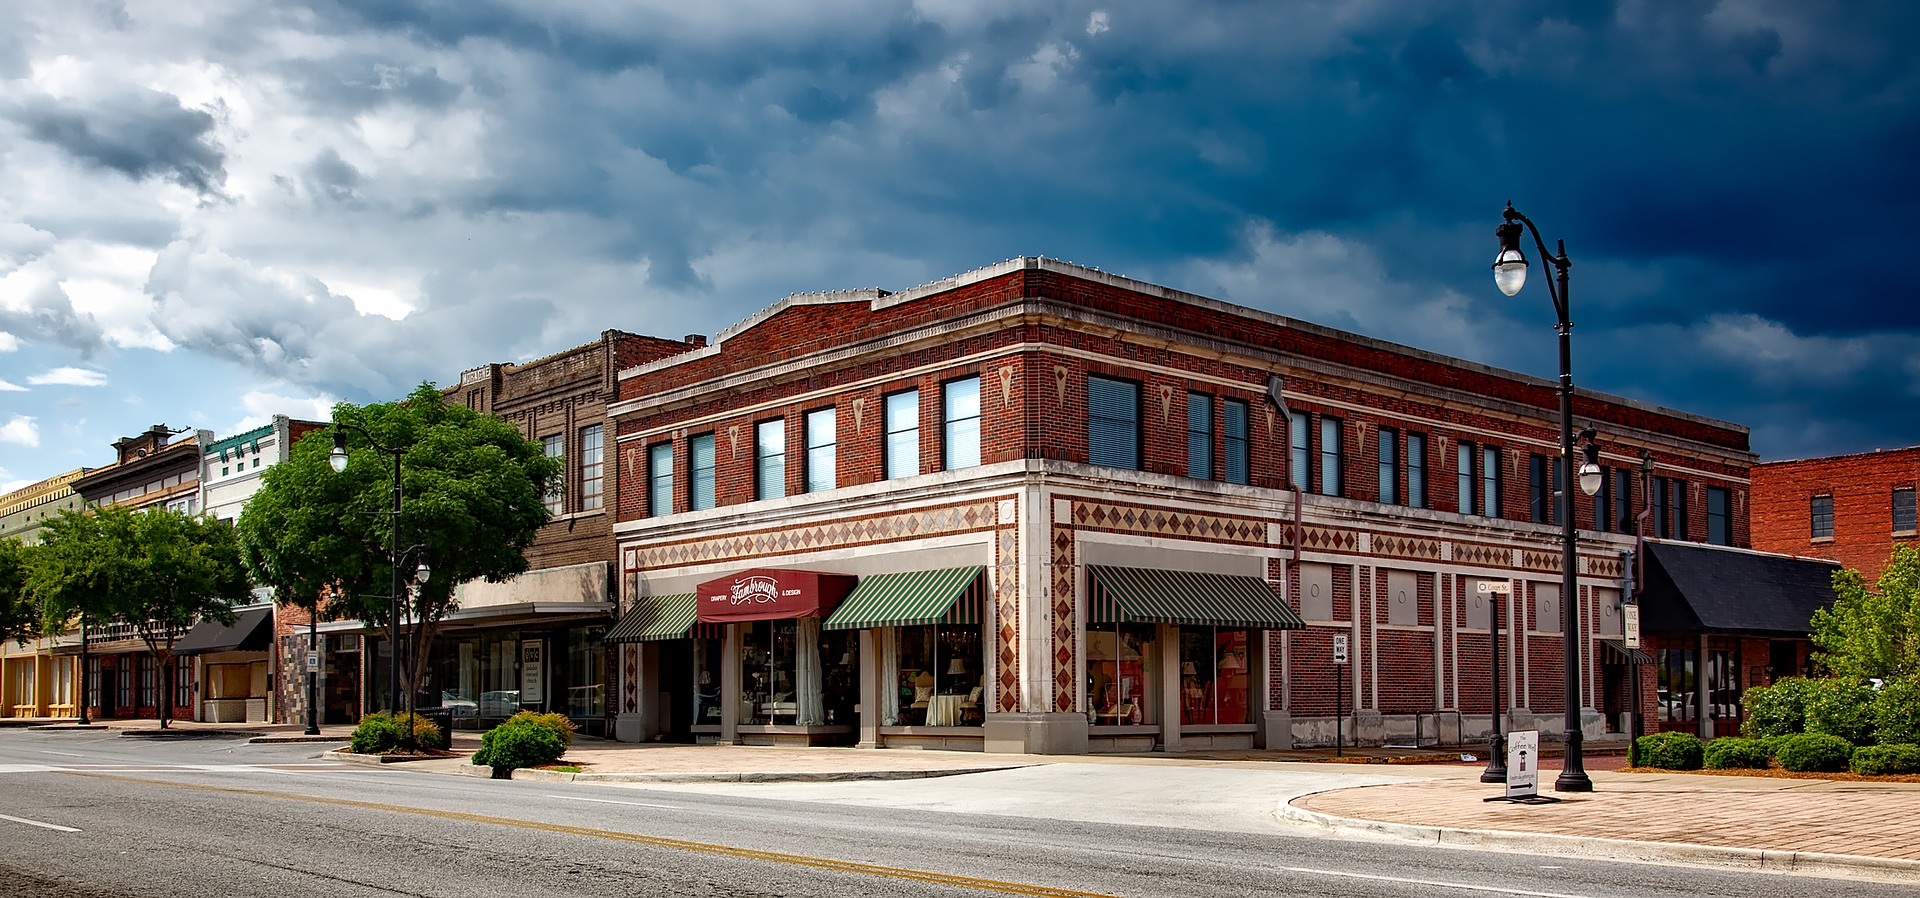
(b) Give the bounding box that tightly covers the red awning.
[695,569,855,623]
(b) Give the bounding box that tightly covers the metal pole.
[1335,661,1343,758]
[388,448,404,742]
[1481,588,1507,782]
[1551,239,1593,792]
[77,620,90,726]
[304,610,319,735]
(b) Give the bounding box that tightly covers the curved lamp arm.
[1499,202,1571,323]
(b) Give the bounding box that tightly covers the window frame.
[804,407,836,493]
[647,442,674,517]
[1223,399,1250,485]
[1481,445,1502,518]
[1186,392,1214,480]
[1529,454,1552,524]
[1377,426,1398,506]
[943,376,982,471]
[1407,432,1427,508]
[1895,487,1918,534]
[1810,494,1834,539]
[1707,486,1731,545]
[1457,441,1476,515]
[579,424,604,511]
[541,434,565,514]
[754,418,786,501]
[1318,415,1343,497]
[884,389,921,480]
[1087,375,1142,471]
[1288,411,1311,491]
[688,433,717,512]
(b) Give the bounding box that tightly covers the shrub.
[1741,677,1817,738]
[1703,737,1771,770]
[1635,732,1703,770]
[1871,676,1920,745]
[1804,678,1876,745]
[472,714,567,774]
[1775,733,1853,772]
[1850,744,1920,776]
[1756,734,1792,758]
[514,710,576,749]
[349,711,446,753]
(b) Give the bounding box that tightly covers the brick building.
[0,469,89,720]
[1751,446,1920,582]
[301,330,700,734]
[605,257,1761,753]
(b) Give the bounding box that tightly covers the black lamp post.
[328,425,430,740]
[1493,202,1604,792]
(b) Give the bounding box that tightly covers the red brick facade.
[1751,446,1920,582]
[608,258,1755,752]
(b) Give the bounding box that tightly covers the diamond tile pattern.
[631,501,998,569]
[1372,534,1443,561]
[1052,525,1076,713]
[1071,500,1265,544]
[996,524,1020,713]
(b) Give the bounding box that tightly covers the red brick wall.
[1752,447,1920,581]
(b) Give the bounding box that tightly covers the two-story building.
[0,469,90,719]
[603,257,1762,754]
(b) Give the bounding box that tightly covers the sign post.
[1477,580,1512,784]
[1332,633,1349,758]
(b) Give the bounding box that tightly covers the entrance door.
[98,658,117,718]
[1600,660,1626,732]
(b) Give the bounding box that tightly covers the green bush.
[1703,737,1771,770]
[1756,734,1792,758]
[1872,676,1920,745]
[472,714,567,773]
[1741,677,1817,738]
[1804,678,1876,745]
[1850,743,1920,776]
[1635,732,1704,770]
[348,712,445,753]
[513,710,576,749]
[1775,733,1853,772]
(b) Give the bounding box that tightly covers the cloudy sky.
[3,1,1916,494]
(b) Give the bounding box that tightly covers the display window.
[692,636,723,726]
[1178,627,1252,725]
[1087,623,1156,726]
[886,625,983,727]
[739,619,856,726]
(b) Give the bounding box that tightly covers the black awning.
[1601,639,1654,665]
[173,607,273,655]
[1639,540,1839,637]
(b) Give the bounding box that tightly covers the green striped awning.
[822,567,985,631]
[1088,566,1305,630]
[605,594,699,643]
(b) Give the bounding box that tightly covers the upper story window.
[1481,445,1502,518]
[1318,416,1343,498]
[1809,494,1833,539]
[689,433,717,511]
[1895,488,1918,534]
[943,377,981,470]
[1407,432,1427,508]
[1611,468,1634,532]
[755,418,786,500]
[805,407,836,493]
[1529,454,1553,524]
[1377,427,1398,505]
[1674,478,1690,540]
[1186,392,1213,479]
[1288,411,1310,490]
[542,434,564,514]
[1652,477,1670,538]
[647,443,673,517]
[1087,376,1140,470]
[884,390,920,479]
[1707,486,1730,545]
[1457,441,1477,515]
[1223,400,1249,485]
[580,424,604,511]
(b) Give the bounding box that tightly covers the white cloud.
[1087,10,1110,35]
[230,388,340,433]
[0,379,24,391]
[0,416,40,447]
[0,332,17,351]
[27,366,109,386]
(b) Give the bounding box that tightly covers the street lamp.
[1492,202,1601,792]
[328,425,430,741]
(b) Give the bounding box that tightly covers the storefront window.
[739,619,854,726]
[1178,627,1252,725]
[562,627,606,719]
[1087,623,1156,726]
[692,636,723,726]
[1657,648,1695,724]
[890,625,983,727]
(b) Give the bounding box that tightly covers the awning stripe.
[1602,639,1655,665]
[1088,565,1304,630]
[605,594,699,643]
[823,567,985,631]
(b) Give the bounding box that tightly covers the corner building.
[608,258,1754,753]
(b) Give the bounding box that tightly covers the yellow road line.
[60,772,1122,898]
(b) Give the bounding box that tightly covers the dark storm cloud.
[6,88,227,196]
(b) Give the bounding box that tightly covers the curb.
[321,750,459,766]
[1274,797,1920,885]
[556,765,1028,784]
[250,735,352,744]
[120,728,267,739]
[24,724,112,732]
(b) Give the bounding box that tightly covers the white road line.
[1279,866,1596,898]
[542,794,687,810]
[0,813,80,833]
[36,750,87,758]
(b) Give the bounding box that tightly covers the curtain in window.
[796,617,824,725]
[879,628,900,726]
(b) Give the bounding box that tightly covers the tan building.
[1,469,90,719]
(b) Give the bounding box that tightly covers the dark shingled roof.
[1639,540,1839,636]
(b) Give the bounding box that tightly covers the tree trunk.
[157,650,172,729]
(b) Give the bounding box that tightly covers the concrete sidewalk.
[32,717,1920,883]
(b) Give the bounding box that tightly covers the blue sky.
[3,1,1917,493]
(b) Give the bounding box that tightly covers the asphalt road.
[2,731,1915,898]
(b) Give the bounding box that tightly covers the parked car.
[440,691,479,715]
[479,690,521,716]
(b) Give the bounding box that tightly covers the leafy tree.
[1812,545,1920,681]
[30,506,251,728]
[237,383,559,720]
[0,538,37,645]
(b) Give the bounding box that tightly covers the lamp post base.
[1479,733,1507,784]
[1554,729,1593,792]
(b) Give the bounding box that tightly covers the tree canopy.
[237,382,559,711]
[1812,544,1920,681]
[30,505,252,726]
[0,538,36,645]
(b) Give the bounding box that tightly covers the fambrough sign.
[695,568,856,624]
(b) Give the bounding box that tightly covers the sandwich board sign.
[1506,730,1540,799]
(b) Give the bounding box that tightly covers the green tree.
[1811,545,1920,681]
[30,506,251,727]
[0,538,37,645]
[236,383,559,718]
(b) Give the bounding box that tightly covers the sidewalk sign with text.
[1506,730,1539,799]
